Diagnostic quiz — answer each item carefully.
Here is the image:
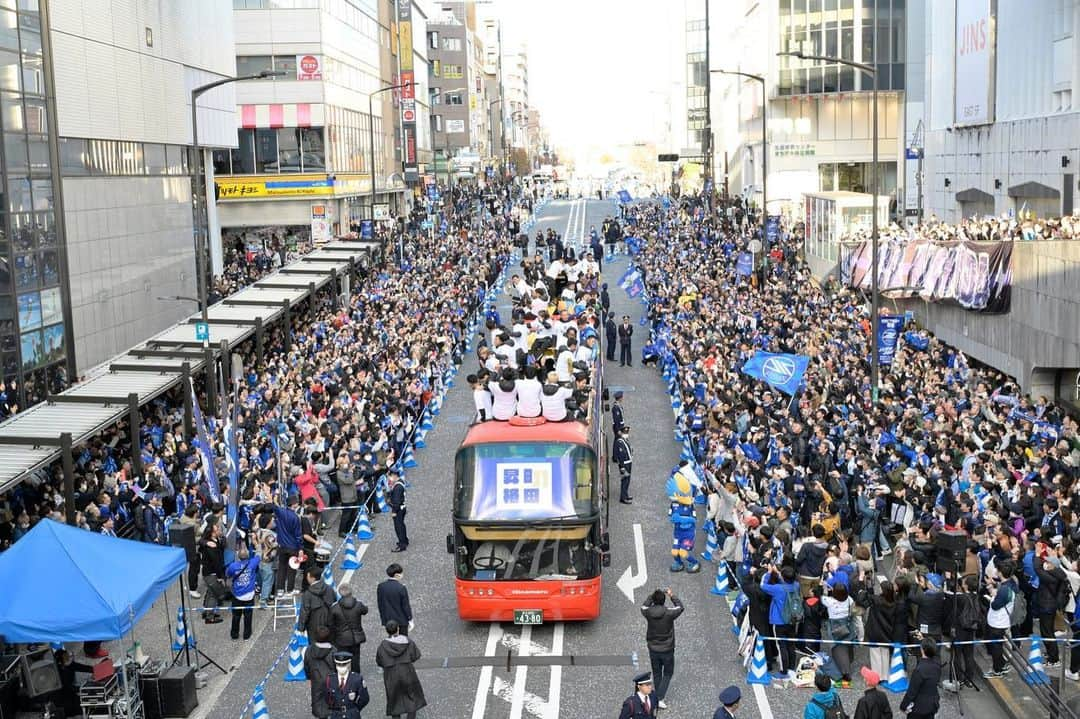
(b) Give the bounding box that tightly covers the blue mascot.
[666,462,701,573]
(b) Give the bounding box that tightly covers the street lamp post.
[711,68,768,282]
[191,69,283,414]
[778,42,881,403]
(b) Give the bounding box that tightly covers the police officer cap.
[633,672,652,686]
[614,391,624,399]
[333,651,353,664]
[719,685,741,705]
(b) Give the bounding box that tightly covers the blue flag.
[877,315,904,366]
[735,252,753,276]
[627,277,644,298]
[190,380,220,502]
[225,397,241,531]
[740,351,810,396]
[617,189,632,203]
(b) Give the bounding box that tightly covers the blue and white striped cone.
[701,522,719,563]
[376,481,390,513]
[252,685,269,719]
[172,606,188,651]
[321,564,337,597]
[1023,636,1051,685]
[671,394,681,410]
[680,441,695,462]
[342,534,362,569]
[431,394,442,416]
[402,445,418,468]
[881,645,909,693]
[746,635,771,686]
[731,592,748,636]
[355,510,374,541]
[421,412,434,432]
[709,559,731,596]
[293,613,308,648]
[414,428,427,449]
[283,633,306,682]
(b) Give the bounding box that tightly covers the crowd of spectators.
[844,210,1080,244]
[628,194,1080,691]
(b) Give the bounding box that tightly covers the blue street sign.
[195,322,209,342]
[905,147,923,160]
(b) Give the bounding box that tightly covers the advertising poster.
[469,457,575,520]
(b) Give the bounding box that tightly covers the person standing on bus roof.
[614,425,634,504]
[469,374,493,422]
[387,472,408,552]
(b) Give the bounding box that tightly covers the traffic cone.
[680,441,695,462]
[252,685,269,719]
[671,393,681,411]
[701,521,718,563]
[746,635,772,685]
[355,511,374,541]
[431,393,442,415]
[321,564,337,596]
[709,559,731,596]
[1023,636,1051,685]
[402,445,418,468]
[376,480,390,513]
[414,428,427,449]
[293,617,308,648]
[283,633,306,682]
[342,534,362,569]
[881,645,909,693]
[420,412,434,432]
[172,606,188,651]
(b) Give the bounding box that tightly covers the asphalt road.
[173,198,1004,719]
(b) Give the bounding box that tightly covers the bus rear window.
[454,442,597,520]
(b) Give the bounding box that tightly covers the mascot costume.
[666,460,701,573]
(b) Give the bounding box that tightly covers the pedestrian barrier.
[701,521,718,563]
[283,632,306,682]
[354,511,374,541]
[882,645,908,693]
[709,559,732,596]
[252,685,269,719]
[746,635,771,686]
[1024,635,1050,686]
[342,534,362,569]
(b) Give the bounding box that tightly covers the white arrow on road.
[616,523,647,603]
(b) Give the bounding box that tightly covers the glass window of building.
[236,55,273,77]
[277,128,301,172]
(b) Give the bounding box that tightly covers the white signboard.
[446,119,465,134]
[310,203,331,243]
[297,54,322,81]
[953,0,996,126]
[373,203,391,221]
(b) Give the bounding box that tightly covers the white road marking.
[508,624,532,719]
[471,623,503,719]
[616,523,648,603]
[499,631,551,656]
[492,677,552,718]
[723,595,774,719]
[338,544,368,585]
[547,623,564,719]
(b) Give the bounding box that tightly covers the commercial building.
[215,0,420,249]
[913,0,1080,221]
[476,3,504,169]
[29,0,234,393]
[502,44,529,156]
[705,0,904,223]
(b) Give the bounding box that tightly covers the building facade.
[915,0,1080,222]
[43,0,234,386]
[216,0,411,247]
[502,44,528,155]
[709,0,904,220]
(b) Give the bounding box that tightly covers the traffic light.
[657,153,679,162]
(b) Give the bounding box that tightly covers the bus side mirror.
[445,534,454,554]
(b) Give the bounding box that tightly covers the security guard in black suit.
[613,425,633,504]
[618,672,657,719]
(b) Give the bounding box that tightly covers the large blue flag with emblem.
[224,395,241,532]
[740,351,810,396]
[189,380,220,502]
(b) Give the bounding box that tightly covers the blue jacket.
[273,505,303,552]
[760,577,799,626]
[226,556,260,598]
[803,688,841,719]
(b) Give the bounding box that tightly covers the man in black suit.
[613,425,634,504]
[376,563,413,636]
[605,314,617,361]
[618,315,633,366]
[387,471,408,552]
[900,638,941,719]
[618,672,657,719]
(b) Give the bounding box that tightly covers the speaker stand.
[173,577,228,676]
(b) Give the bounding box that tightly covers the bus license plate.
[514,609,543,625]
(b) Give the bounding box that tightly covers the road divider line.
[471,622,503,719]
[547,623,565,719]
[508,624,532,719]
[723,594,774,719]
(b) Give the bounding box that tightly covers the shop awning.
[955,188,994,204]
[1008,181,1059,199]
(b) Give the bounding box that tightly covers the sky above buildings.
[495,0,680,157]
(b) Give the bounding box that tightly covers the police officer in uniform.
[324,651,370,719]
[618,672,657,719]
[614,425,633,504]
[713,686,741,719]
[611,391,625,436]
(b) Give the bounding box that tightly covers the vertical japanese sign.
[397,1,419,183]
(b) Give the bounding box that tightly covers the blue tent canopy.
[0,519,186,643]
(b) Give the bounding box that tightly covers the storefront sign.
[311,203,331,244]
[216,176,332,199]
[772,143,816,157]
[397,1,418,183]
[954,0,996,126]
[297,54,322,81]
[373,204,390,221]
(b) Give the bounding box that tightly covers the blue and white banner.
[619,267,641,290]
[189,380,220,502]
[765,215,780,244]
[617,189,632,203]
[735,252,753,276]
[740,351,810,396]
[627,277,644,298]
[877,315,904,366]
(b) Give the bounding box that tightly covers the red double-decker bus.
[447,381,609,623]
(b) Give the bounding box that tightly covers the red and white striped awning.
[238,104,325,129]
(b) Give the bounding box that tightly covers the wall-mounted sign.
[297,54,322,81]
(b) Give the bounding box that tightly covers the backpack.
[811,695,849,719]
[956,594,981,632]
[781,586,805,624]
[1008,585,1027,627]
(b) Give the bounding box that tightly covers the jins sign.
[953,0,995,126]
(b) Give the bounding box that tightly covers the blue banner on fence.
[877,315,904,366]
[735,252,754,276]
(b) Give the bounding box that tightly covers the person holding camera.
[640,588,684,711]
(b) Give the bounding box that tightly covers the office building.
[914,0,1080,221]
[502,44,529,156]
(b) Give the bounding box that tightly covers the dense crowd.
[844,210,1080,243]
[627,194,1080,704]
